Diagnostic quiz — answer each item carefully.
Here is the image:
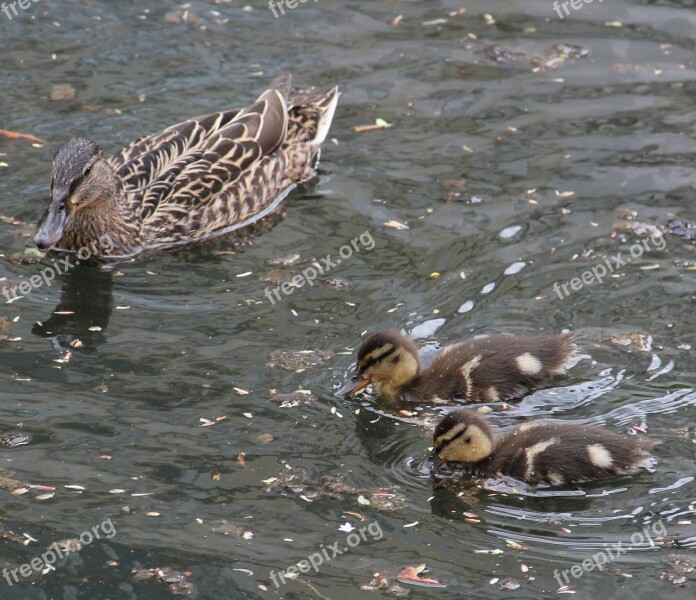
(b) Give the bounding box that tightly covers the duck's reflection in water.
[33,263,114,352]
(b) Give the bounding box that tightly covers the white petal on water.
[647,353,661,372]
[504,261,526,275]
[458,300,474,314]
[481,283,495,294]
[411,319,446,339]
[499,225,522,239]
[647,359,674,382]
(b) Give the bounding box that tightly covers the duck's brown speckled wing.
[101,74,337,250]
[112,83,288,247]
[107,108,246,195]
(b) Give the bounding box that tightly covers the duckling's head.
[35,138,116,251]
[336,329,421,401]
[433,409,495,465]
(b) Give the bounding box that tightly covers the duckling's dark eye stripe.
[359,347,397,372]
[436,429,468,452]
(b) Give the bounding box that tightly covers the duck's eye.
[464,437,472,444]
[391,356,400,364]
[83,165,93,178]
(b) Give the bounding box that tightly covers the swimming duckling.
[337,329,577,404]
[433,409,653,485]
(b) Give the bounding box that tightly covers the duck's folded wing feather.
[136,89,291,244]
[108,110,243,191]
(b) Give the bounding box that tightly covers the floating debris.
[320,277,352,291]
[264,468,406,512]
[354,118,392,133]
[0,433,30,448]
[666,218,696,245]
[396,564,446,588]
[0,469,29,493]
[499,578,521,590]
[50,84,76,101]
[266,350,332,371]
[0,129,44,143]
[132,567,196,596]
[49,538,82,554]
[0,522,26,543]
[477,42,588,71]
[199,416,228,427]
[661,554,696,586]
[210,520,253,539]
[267,253,302,267]
[384,220,409,230]
[271,390,315,408]
[604,332,653,353]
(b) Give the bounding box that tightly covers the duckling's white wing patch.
[483,386,500,402]
[587,443,613,468]
[459,355,481,400]
[524,437,558,480]
[547,470,565,486]
[515,352,543,375]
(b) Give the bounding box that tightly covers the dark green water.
[1,0,695,598]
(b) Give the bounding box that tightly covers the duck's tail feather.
[269,73,292,100]
[310,86,339,146]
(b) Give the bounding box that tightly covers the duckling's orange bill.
[336,373,370,396]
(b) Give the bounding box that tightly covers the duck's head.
[336,329,421,400]
[35,138,116,251]
[433,409,495,467]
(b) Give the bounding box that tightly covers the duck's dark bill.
[433,457,447,469]
[34,197,69,251]
[336,374,370,396]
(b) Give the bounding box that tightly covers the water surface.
[1,1,695,598]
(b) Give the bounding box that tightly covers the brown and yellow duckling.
[34,74,339,258]
[337,329,577,404]
[433,409,654,485]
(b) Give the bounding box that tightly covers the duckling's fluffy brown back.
[411,332,577,403]
[487,421,653,485]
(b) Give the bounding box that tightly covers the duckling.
[336,329,577,404]
[34,74,339,258]
[433,409,653,485]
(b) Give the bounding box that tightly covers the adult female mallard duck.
[433,409,654,485]
[336,329,577,404]
[34,74,339,258]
